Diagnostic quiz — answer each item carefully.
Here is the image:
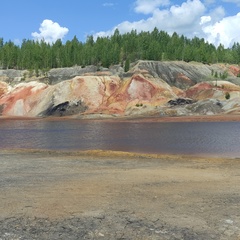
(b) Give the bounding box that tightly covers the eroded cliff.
[0,61,240,118]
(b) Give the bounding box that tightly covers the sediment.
[0,150,240,239]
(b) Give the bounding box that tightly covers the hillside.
[0,61,240,118]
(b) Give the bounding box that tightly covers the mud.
[0,150,240,239]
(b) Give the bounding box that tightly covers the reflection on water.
[0,119,240,158]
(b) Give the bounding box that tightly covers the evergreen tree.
[0,28,239,70]
[124,58,130,72]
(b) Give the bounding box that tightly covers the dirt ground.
[0,150,240,240]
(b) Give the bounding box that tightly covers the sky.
[0,0,240,48]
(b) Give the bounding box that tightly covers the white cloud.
[203,13,240,47]
[95,0,205,38]
[32,19,69,44]
[200,16,211,25]
[166,0,205,31]
[94,0,240,48]
[134,0,170,14]
[208,6,225,23]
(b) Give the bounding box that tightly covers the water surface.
[0,119,239,158]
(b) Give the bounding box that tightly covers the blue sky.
[0,0,240,47]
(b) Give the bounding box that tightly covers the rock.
[0,76,121,117]
[1,61,240,118]
[48,65,99,84]
[0,81,48,116]
[222,97,240,114]
[41,100,87,117]
[185,82,214,100]
[0,73,178,117]
[0,69,23,82]
[225,219,234,224]
[106,73,177,115]
[132,61,209,89]
[98,232,105,237]
[0,81,11,97]
[168,98,194,106]
[185,80,240,102]
[48,65,124,85]
[208,80,240,91]
[132,60,240,90]
[186,99,224,115]
[109,65,124,76]
[228,65,240,76]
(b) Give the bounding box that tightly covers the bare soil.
[0,150,240,239]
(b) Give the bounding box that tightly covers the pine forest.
[0,28,240,72]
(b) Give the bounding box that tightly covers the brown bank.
[1,149,240,240]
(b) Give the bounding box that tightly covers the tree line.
[0,27,240,72]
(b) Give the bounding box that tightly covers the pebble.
[0,215,239,240]
[225,219,234,224]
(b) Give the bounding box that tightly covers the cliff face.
[133,61,240,88]
[0,61,240,118]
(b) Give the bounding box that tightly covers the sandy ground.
[0,149,240,240]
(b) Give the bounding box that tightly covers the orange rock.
[0,81,10,98]
[176,73,194,86]
[103,74,177,114]
[0,74,179,117]
[0,82,47,116]
[1,70,239,117]
[228,65,240,76]
[185,82,214,100]
[172,86,186,98]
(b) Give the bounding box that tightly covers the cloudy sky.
[0,0,239,47]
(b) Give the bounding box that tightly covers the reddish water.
[0,119,240,158]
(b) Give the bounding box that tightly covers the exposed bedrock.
[0,61,240,118]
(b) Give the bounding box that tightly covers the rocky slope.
[0,61,240,118]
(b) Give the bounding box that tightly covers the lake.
[0,119,240,158]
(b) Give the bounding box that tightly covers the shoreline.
[0,113,240,122]
[0,148,238,160]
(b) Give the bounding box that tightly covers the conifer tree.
[0,29,239,70]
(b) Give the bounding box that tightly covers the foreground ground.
[0,150,240,240]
